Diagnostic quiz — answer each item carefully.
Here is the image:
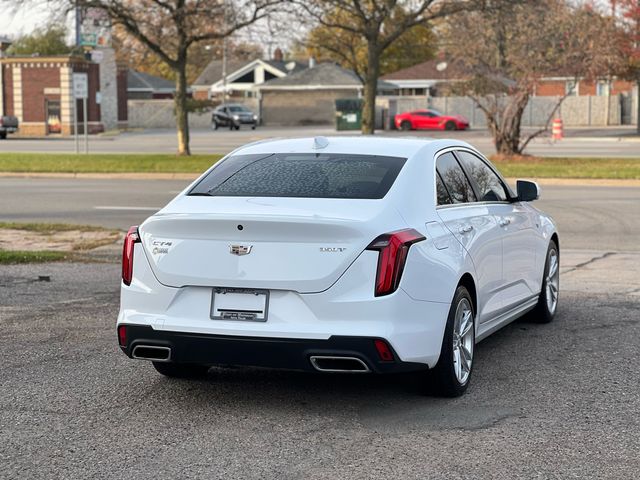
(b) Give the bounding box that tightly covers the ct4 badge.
[230,245,253,256]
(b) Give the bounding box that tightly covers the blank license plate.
[210,288,269,322]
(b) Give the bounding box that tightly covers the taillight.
[366,228,425,296]
[122,226,140,286]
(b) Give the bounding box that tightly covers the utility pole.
[222,37,227,103]
[221,0,228,103]
[75,1,82,47]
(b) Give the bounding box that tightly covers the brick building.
[0,54,132,136]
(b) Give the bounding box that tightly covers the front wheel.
[400,120,412,131]
[152,362,210,379]
[529,240,559,323]
[426,286,475,397]
[212,121,219,130]
[444,120,457,131]
[0,131,6,140]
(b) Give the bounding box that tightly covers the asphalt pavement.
[1,177,639,251]
[1,125,640,157]
[1,177,640,478]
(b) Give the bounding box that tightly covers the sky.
[0,2,297,54]
[0,2,74,40]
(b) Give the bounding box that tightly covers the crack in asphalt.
[562,251,617,274]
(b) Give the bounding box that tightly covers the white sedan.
[117,136,559,397]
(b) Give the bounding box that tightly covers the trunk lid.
[140,196,402,293]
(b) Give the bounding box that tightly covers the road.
[1,125,640,157]
[1,177,639,251]
[1,178,639,478]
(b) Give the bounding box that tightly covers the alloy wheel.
[545,249,559,314]
[452,298,474,385]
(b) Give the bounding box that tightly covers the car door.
[424,111,440,129]
[435,151,504,324]
[411,111,427,129]
[455,150,540,312]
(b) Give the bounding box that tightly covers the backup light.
[122,226,140,286]
[366,229,425,296]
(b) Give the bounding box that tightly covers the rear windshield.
[189,153,407,199]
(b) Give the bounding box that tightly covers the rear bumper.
[120,325,429,374]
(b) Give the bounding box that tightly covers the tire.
[427,286,475,397]
[152,362,210,379]
[400,120,412,131]
[212,121,218,130]
[251,125,256,130]
[529,240,559,323]
[0,132,6,140]
[234,125,240,130]
[444,120,457,131]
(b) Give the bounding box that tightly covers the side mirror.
[516,180,540,202]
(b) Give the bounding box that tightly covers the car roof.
[230,136,478,160]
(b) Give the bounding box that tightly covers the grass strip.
[0,153,223,173]
[0,249,68,264]
[491,156,640,180]
[0,153,638,179]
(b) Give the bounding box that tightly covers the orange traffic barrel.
[552,118,563,140]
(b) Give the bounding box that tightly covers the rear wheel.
[529,240,559,323]
[444,120,457,131]
[0,132,6,140]
[400,120,412,131]
[152,362,210,378]
[426,286,475,397]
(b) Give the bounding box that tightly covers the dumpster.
[335,98,363,130]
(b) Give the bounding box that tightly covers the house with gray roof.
[191,48,306,100]
[127,69,175,99]
[255,62,363,126]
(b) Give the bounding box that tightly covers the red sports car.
[394,109,469,131]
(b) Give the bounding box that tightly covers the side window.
[436,173,452,205]
[456,151,508,202]
[436,152,476,204]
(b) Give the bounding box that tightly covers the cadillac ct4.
[117,137,559,397]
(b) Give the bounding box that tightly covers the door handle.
[499,218,511,227]
[458,225,473,234]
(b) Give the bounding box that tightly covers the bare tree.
[72,0,282,155]
[447,0,624,156]
[613,0,640,135]
[294,1,478,134]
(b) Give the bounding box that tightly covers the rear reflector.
[122,226,140,286]
[374,339,394,362]
[117,325,127,347]
[366,228,425,296]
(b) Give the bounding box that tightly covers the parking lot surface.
[1,253,639,478]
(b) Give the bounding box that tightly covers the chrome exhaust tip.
[132,345,171,362]
[309,356,370,373]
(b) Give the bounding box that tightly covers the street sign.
[90,50,104,63]
[72,73,88,99]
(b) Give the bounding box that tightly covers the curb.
[0,172,199,180]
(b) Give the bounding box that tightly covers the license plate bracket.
[210,287,269,322]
